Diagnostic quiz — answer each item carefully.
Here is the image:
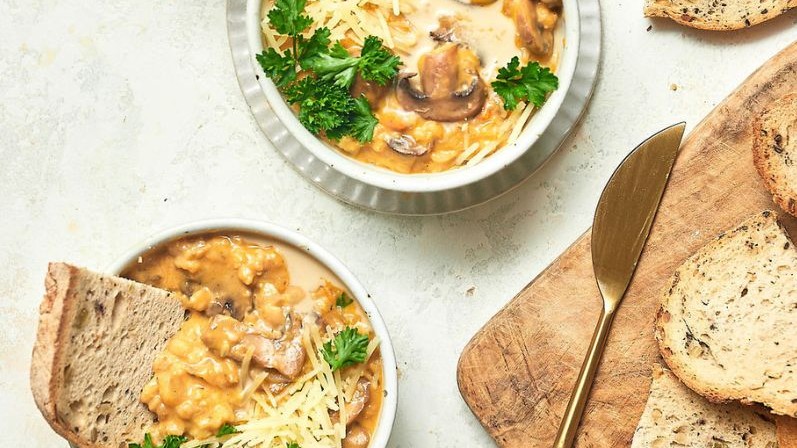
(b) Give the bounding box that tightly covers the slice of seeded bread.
[644,0,797,30]
[754,93,797,218]
[630,365,777,447]
[656,210,797,417]
[30,263,184,448]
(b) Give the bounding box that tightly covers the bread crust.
[30,263,90,448]
[644,0,797,30]
[776,416,797,448]
[753,93,797,218]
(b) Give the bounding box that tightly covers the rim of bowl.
[107,219,399,448]
[246,0,580,193]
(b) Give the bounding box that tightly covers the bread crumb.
[466,286,476,296]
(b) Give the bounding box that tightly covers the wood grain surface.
[457,41,797,447]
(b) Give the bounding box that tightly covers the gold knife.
[553,122,686,448]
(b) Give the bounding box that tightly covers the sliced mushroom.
[202,313,307,379]
[430,16,458,42]
[511,0,554,57]
[344,379,371,425]
[343,425,370,448]
[330,378,371,427]
[387,135,428,156]
[206,295,248,320]
[396,43,487,122]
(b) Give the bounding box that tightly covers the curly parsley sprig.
[128,424,238,448]
[129,434,186,448]
[257,0,400,142]
[321,327,370,371]
[491,57,559,111]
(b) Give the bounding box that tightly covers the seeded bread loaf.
[644,0,796,30]
[656,210,797,417]
[753,93,797,217]
[631,365,778,447]
[30,263,185,447]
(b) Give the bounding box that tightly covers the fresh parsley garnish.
[336,291,353,308]
[321,327,369,371]
[308,37,401,88]
[216,423,239,437]
[296,27,331,69]
[257,0,400,142]
[256,48,297,88]
[358,36,402,86]
[129,434,186,448]
[267,0,313,45]
[327,96,379,143]
[491,57,559,111]
[286,443,302,448]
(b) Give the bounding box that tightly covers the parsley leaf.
[297,27,331,70]
[216,423,239,437]
[346,96,379,143]
[308,37,400,88]
[287,80,377,143]
[491,57,558,111]
[286,443,302,448]
[129,434,187,448]
[306,42,360,88]
[335,291,353,308]
[256,48,297,88]
[296,81,353,135]
[267,0,312,38]
[358,36,402,86]
[321,327,369,371]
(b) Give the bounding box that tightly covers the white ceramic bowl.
[107,219,399,448]
[245,0,580,193]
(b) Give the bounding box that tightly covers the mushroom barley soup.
[124,234,384,448]
[258,0,562,173]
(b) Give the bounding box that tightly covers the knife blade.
[553,122,686,448]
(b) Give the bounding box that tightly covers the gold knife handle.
[553,308,616,448]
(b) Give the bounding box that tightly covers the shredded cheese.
[240,345,256,392]
[261,0,418,53]
[241,371,268,403]
[466,142,499,166]
[456,143,481,165]
[507,102,535,145]
[185,327,358,448]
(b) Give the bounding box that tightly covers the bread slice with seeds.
[644,0,796,30]
[656,210,797,417]
[30,263,185,447]
[631,365,777,447]
[754,93,797,217]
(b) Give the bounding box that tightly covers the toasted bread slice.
[631,365,777,447]
[754,93,797,217]
[656,210,797,417]
[31,263,184,447]
[644,0,797,30]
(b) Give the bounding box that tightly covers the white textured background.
[1,0,796,446]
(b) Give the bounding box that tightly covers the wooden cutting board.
[457,41,797,447]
